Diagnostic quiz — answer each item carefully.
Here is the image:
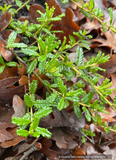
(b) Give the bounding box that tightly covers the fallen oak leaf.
[92,21,116,53]
[40,137,59,160]
[46,0,80,42]
[0,65,18,79]
[0,76,24,104]
[18,0,79,43]
[0,12,11,32]
[0,38,13,62]
[1,127,27,148]
[0,122,15,143]
[0,12,21,61]
[12,95,26,118]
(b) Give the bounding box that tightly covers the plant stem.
[16,0,31,12]
[71,0,116,33]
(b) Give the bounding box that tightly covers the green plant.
[1,0,116,142]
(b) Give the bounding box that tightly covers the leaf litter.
[1,0,116,159]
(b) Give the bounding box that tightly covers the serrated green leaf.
[12,117,31,126]
[97,114,102,125]
[73,104,82,118]
[27,59,37,74]
[20,48,39,56]
[32,132,40,138]
[15,0,22,7]
[80,9,93,19]
[6,62,17,67]
[7,31,17,45]
[69,35,76,44]
[75,46,83,66]
[57,97,64,111]
[56,77,66,94]
[16,129,29,137]
[43,80,51,88]
[34,99,50,108]
[114,96,116,104]
[0,54,4,65]
[89,0,94,11]
[38,55,46,74]
[7,43,28,48]
[38,37,45,55]
[79,43,90,50]
[24,94,33,108]
[61,0,69,4]
[108,7,113,25]
[30,80,37,94]
[29,117,39,133]
[65,96,79,103]
[81,91,94,104]
[0,65,5,74]
[66,88,84,97]
[46,92,58,103]
[34,107,52,119]
[101,22,106,32]
[35,127,52,138]
[82,106,91,121]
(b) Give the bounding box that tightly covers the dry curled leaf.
[0,76,24,104]
[1,127,27,148]
[12,95,26,118]
[0,12,11,32]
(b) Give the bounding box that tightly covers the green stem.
[71,0,116,33]
[16,0,31,12]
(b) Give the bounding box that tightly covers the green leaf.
[73,104,82,119]
[38,55,46,74]
[56,77,66,94]
[32,132,40,138]
[24,94,33,108]
[27,59,37,74]
[30,80,37,94]
[29,117,39,133]
[69,35,76,44]
[65,96,79,103]
[6,62,17,67]
[0,54,4,65]
[16,129,29,137]
[114,96,116,104]
[82,106,91,121]
[66,88,84,97]
[43,80,51,88]
[35,127,52,138]
[7,43,28,48]
[89,0,94,11]
[97,114,102,125]
[61,0,69,4]
[0,65,5,74]
[46,92,58,103]
[34,99,50,108]
[81,91,94,104]
[34,107,52,119]
[101,22,106,32]
[20,48,39,56]
[12,117,31,126]
[108,7,113,25]
[75,46,83,66]
[15,0,22,7]
[57,97,64,111]
[7,31,17,45]
[80,9,93,19]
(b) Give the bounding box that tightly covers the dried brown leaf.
[1,127,27,148]
[12,95,26,118]
[0,12,11,32]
